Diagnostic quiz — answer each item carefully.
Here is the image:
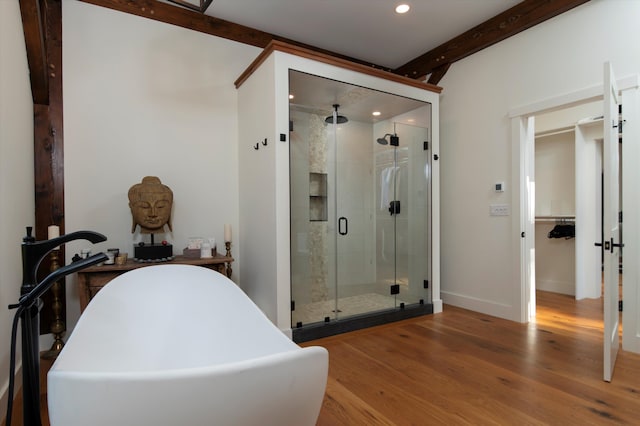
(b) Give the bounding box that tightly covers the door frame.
[509,74,640,352]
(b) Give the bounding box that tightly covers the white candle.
[224,224,232,243]
[48,225,60,240]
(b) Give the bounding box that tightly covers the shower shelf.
[309,173,327,221]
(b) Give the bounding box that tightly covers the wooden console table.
[77,254,233,312]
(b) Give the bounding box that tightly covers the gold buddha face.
[128,176,173,234]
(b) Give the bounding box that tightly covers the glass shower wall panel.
[334,120,385,318]
[290,108,333,326]
[375,146,398,293]
[289,69,433,331]
[394,122,432,306]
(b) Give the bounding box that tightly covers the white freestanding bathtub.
[47,264,328,426]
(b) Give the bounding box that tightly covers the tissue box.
[182,248,201,258]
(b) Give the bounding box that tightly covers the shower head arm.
[325,104,348,124]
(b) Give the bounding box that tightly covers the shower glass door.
[392,122,432,307]
[289,70,432,331]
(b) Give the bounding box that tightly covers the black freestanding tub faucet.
[5,227,108,426]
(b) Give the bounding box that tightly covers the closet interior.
[534,101,605,299]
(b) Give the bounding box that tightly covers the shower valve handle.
[389,201,401,216]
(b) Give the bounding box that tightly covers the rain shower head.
[325,104,348,124]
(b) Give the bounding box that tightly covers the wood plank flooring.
[304,291,640,425]
[4,290,640,425]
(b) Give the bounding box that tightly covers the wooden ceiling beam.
[77,0,388,70]
[19,0,49,104]
[426,63,451,86]
[78,0,271,47]
[394,0,591,81]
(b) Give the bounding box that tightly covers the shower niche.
[236,41,442,341]
[309,172,327,222]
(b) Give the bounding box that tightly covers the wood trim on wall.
[19,0,49,104]
[20,0,65,334]
[234,40,442,93]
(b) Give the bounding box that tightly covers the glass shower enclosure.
[289,70,433,341]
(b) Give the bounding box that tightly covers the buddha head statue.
[128,176,173,234]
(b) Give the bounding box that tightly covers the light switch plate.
[490,204,509,216]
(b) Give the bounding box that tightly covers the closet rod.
[535,215,575,222]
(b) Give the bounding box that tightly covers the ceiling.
[73,0,588,86]
[144,0,586,124]
[171,0,521,70]
[200,0,521,70]
[289,70,430,125]
[23,0,590,107]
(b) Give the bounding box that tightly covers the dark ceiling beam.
[426,63,451,86]
[19,0,49,104]
[78,0,271,47]
[394,0,591,81]
[78,0,388,70]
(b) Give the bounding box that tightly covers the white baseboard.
[0,361,22,421]
[536,280,575,296]
[441,291,521,322]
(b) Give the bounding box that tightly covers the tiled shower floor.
[292,293,404,326]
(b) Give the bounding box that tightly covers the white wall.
[0,0,35,410]
[535,132,575,217]
[62,1,260,329]
[438,0,640,321]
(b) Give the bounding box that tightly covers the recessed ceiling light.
[289,94,294,100]
[395,4,410,14]
[372,111,381,116]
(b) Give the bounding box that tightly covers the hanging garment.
[548,224,575,239]
[380,166,399,209]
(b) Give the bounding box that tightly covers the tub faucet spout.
[9,227,108,426]
[20,227,107,296]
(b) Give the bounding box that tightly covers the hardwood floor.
[5,291,639,425]
[2,357,52,426]
[304,291,640,425]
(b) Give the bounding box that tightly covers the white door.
[603,62,621,382]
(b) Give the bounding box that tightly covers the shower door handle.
[338,217,348,235]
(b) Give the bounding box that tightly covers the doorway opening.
[532,101,606,314]
[512,65,640,380]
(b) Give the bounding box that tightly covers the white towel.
[380,166,402,210]
[380,166,392,209]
